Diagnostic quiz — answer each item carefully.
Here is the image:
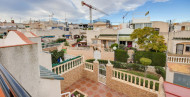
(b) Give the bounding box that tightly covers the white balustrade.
[167,56,190,64]
[85,62,93,70]
[52,56,83,75]
[112,69,160,93]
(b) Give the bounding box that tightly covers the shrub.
[134,51,166,67]
[140,58,152,66]
[155,66,166,79]
[77,38,82,42]
[55,38,66,43]
[115,49,129,62]
[86,59,145,72]
[64,41,69,46]
[110,43,118,48]
[50,50,64,64]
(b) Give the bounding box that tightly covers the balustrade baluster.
[153,81,155,91]
[148,81,150,89]
[143,78,145,88]
[139,77,141,86]
[135,76,136,84]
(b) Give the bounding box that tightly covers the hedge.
[115,49,129,62]
[134,51,166,67]
[155,66,166,79]
[86,59,145,72]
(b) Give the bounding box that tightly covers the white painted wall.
[3,31,26,46]
[0,44,61,97]
[166,67,174,83]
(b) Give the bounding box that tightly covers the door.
[103,40,106,48]
[99,64,106,84]
[127,41,132,47]
[176,44,184,54]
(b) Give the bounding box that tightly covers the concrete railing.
[67,47,90,50]
[52,56,83,75]
[84,62,93,71]
[112,69,161,93]
[167,56,190,64]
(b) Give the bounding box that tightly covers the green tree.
[140,57,152,77]
[64,41,69,46]
[77,38,82,42]
[130,27,167,52]
[110,43,118,48]
[50,50,64,64]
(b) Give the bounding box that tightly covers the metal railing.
[0,64,31,97]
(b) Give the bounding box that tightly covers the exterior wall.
[39,79,61,97]
[152,21,169,33]
[83,61,99,82]
[60,64,84,91]
[3,31,26,46]
[166,67,174,83]
[0,44,40,97]
[66,47,114,61]
[66,48,94,60]
[0,44,61,97]
[101,51,114,61]
[106,64,158,97]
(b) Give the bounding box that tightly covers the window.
[92,40,97,44]
[120,41,126,45]
[186,45,190,52]
[108,41,115,47]
[154,28,160,32]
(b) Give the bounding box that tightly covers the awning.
[98,36,117,40]
[119,36,133,41]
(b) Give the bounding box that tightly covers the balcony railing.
[0,64,31,97]
[112,69,160,93]
[52,56,83,75]
[84,62,93,71]
[167,56,190,64]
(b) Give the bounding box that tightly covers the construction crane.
[122,12,129,23]
[81,1,109,25]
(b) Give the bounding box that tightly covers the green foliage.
[134,51,166,67]
[64,41,69,46]
[50,50,64,64]
[110,43,118,48]
[77,38,82,42]
[119,44,125,50]
[120,70,159,80]
[140,58,152,66]
[155,66,166,79]
[0,35,3,39]
[86,59,145,72]
[115,49,129,62]
[55,38,66,43]
[130,27,167,52]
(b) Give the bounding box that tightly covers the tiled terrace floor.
[63,78,128,97]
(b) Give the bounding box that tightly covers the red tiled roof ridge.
[30,32,38,37]
[14,31,34,44]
